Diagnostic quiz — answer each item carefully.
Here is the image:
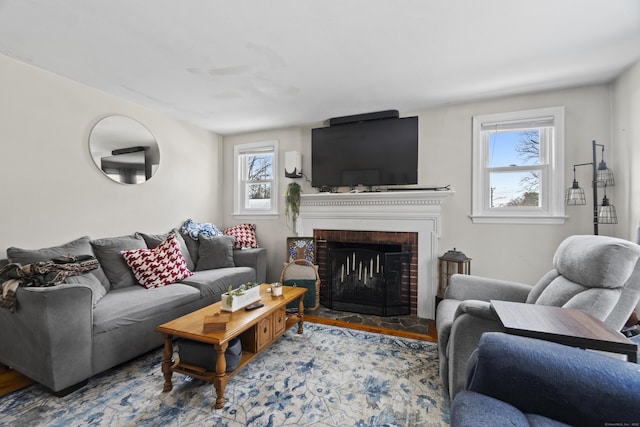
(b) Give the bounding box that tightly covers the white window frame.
[233,140,279,218]
[471,107,566,224]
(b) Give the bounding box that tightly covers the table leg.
[212,341,229,409]
[161,334,174,392]
[297,296,304,334]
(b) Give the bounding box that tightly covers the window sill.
[232,213,279,221]
[470,214,567,225]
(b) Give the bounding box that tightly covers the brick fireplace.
[298,190,452,319]
[314,229,418,315]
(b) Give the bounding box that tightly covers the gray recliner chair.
[436,234,640,399]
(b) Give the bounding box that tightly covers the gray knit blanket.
[0,255,100,311]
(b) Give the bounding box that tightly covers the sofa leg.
[51,379,88,397]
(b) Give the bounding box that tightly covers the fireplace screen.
[324,242,411,316]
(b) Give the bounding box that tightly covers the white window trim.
[233,140,279,218]
[471,107,566,224]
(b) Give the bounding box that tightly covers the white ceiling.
[1,1,639,135]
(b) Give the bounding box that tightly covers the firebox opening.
[324,241,411,316]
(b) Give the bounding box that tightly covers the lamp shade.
[598,195,617,224]
[565,180,586,205]
[595,165,615,187]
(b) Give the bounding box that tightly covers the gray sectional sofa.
[0,230,266,395]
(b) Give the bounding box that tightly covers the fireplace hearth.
[325,242,411,316]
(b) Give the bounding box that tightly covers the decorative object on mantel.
[285,181,302,233]
[437,248,471,305]
[565,140,616,235]
[284,151,302,178]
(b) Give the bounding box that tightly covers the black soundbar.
[329,110,399,126]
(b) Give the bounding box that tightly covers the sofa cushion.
[91,235,147,289]
[223,223,259,249]
[552,235,639,290]
[63,273,107,306]
[7,236,110,291]
[93,284,200,334]
[451,391,568,427]
[137,229,195,271]
[179,267,256,299]
[180,231,200,263]
[122,234,193,289]
[196,235,236,271]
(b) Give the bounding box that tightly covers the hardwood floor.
[306,315,437,342]
[0,364,32,397]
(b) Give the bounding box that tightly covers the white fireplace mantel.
[298,190,453,319]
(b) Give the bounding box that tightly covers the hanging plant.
[285,181,302,233]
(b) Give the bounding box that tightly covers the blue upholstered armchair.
[436,235,640,398]
[450,332,640,427]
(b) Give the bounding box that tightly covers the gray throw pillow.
[7,236,110,291]
[137,229,195,271]
[196,235,236,271]
[63,274,107,306]
[180,231,200,262]
[91,235,147,289]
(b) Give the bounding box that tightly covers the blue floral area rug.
[0,322,449,426]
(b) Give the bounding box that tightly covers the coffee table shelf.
[156,284,307,409]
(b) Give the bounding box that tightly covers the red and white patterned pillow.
[223,223,259,249]
[121,234,193,289]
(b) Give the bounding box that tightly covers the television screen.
[311,116,418,188]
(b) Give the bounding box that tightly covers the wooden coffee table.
[156,284,307,409]
[490,300,637,363]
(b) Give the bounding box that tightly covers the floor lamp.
[565,140,617,235]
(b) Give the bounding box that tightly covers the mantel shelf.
[301,190,454,207]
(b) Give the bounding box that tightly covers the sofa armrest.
[0,283,93,393]
[444,274,532,302]
[233,248,267,283]
[463,332,640,426]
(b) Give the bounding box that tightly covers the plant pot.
[221,285,261,312]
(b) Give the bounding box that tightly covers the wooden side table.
[490,300,637,363]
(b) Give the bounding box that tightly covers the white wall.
[424,85,613,283]
[0,54,222,256]
[223,84,615,286]
[612,61,640,242]
[4,47,635,304]
[222,127,311,282]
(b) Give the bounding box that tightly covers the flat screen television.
[311,116,418,188]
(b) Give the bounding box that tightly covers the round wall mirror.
[89,115,160,184]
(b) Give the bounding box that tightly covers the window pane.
[246,183,272,209]
[244,154,273,181]
[489,171,540,207]
[488,130,540,167]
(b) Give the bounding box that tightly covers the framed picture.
[286,237,315,264]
